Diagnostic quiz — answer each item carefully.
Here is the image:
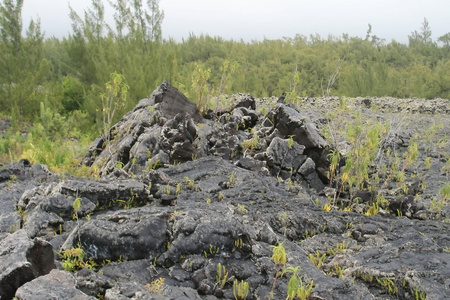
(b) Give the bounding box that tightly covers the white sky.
[21,0,449,43]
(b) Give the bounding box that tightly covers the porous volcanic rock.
[0,229,55,299]
[15,269,95,300]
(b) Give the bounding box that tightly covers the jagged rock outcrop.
[0,230,55,299]
[81,81,203,176]
[82,82,330,191]
[1,82,449,299]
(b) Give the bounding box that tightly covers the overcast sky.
[22,0,449,43]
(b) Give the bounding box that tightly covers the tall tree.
[108,0,131,40]
[438,33,450,55]
[408,18,433,46]
[0,0,46,118]
[0,0,24,111]
[129,0,164,48]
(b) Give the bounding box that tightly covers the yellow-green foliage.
[271,242,287,267]
[100,72,129,141]
[57,246,96,272]
[376,277,399,295]
[341,116,385,200]
[233,279,249,300]
[216,263,229,288]
[287,135,295,149]
[287,274,313,300]
[282,266,313,300]
[309,251,326,269]
[184,176,195,190]
[189,63,211,113]
[72,197,81,220]
[146,278,165,294]
[439,182,450,201]
[241,134,259,150]
[237,204,248,214]
[364,202,379,216]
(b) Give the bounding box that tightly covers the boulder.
[75,267,115,297]
[62,207,168,262]
[272,104,328,150]
[266,137,307,172]
[152,80,202,123]
[0,229,54,299]
[15,269,94,300]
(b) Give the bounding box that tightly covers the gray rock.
[75,268,115,297]
[63,207,167,261]
[22,207,64,238]
[266,136,307,173]
[273,104,328,149]
[99,260,155,285]
[83,81,203,176]
[0,229,54,299]
[54,178,151,209]
[236,156,267,172]
[152,80,202,123]
[15,269,94,300]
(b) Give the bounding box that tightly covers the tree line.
[0,0,449,133]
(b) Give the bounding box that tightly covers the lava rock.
[0,230,55,299]
[15,269,94,300]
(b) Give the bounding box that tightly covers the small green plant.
[364,202,379,216]
[242,134,259,150]
[308,251,326,269]
[322,203,332,212]
[184,176,195,190]
[335,240,349,253]
[72,197,81,220]
[376,277,398,295]
[301,229,317,240]
[270,242,287,297]
[413,288,426,300]
[175,182,182,195]
[163,185,172,195]
[227,171,237,188]
[234,238,243,249]
[100,72,129,142]
[218,192,224,201]
[146,277,165,294]
[57,246,96,272]
[327,149,341,186]
[271,242,287,267]
[237,204,248,214]
[431,198,445,212]
[358,271,374,283]
[287,274,313,300]
[439,182,450,201]
[216,263,229,288]
[328,264,344,279]
[115,160,124,169]
[233,279,249,300]
[17,207,27,223]
[424,157,432,169]
[287,135,295,149]
[203,244,220,258]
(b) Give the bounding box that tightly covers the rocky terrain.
[1,82,449,300]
